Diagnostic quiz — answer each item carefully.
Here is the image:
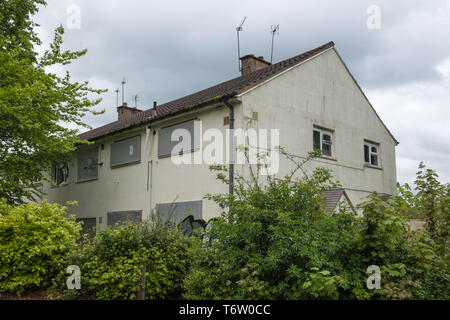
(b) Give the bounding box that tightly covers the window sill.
[76,178,98,184]
[364,163,383,170]
[110,160,141,169]
[158,148,200,159]
[50,182,69,189]
[319,155,337,162]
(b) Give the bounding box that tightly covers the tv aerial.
[114,88,120,107]
[132,94,139,108]
[236,16,247,72]
[121,78,126,104]
[270,24,280,64]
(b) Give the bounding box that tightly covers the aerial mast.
[121,78,126,104]
[236,16,247,72]
[270,24,280,64]
[114,88,120,107]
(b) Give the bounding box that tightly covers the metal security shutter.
[158,119,200,158]
[155,200,202,224]
[76,218,97,239]
[107,210,142,227]
[77,148,99,182]
[110,135,141,168]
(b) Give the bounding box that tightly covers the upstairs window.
[364,141,379,166]
[110,135,141,168]
[313,127,333,157]
[52,163,69,185]
[77,147,99,182]
[158,119,200,158]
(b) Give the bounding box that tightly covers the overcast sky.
[34,0,450,185]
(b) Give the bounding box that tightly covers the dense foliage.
[184,151,449,299]
[57,217,195,300]
[0,200,80,295]
[0,0,105,203]
[0,152,447,299]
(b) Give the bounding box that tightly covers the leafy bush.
[57,217,195,300]
[0,199,81,295]
[184,149,449,300]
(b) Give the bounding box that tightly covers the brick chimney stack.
[117,102,142,121]
[240,55,271,76]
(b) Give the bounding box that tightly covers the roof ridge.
[78,41,335,141]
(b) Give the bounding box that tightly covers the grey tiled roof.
[79,41,336,141]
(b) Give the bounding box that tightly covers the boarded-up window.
[77,148,99,182]
[155,200,202,224]
[158,119,200,158]
[76,218,96,239]
[110,135,141,168]
[107,210,142,227]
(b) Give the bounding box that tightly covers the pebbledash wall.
[42,47,397,228]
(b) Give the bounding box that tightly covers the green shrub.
[0,199,81,295]
[185,149,449,300]
[185,150,359,299]
[58,217,195,300]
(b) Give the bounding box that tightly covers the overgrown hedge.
[56,218,195,300]
[0,156,448,300]
[0,200,80,295]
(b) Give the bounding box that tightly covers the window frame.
[364,141,380,167]
[157,118,201,159]
[313,127,334,157]
[52,162,69,186]
[110,135,141,168]
[76,146,99,183]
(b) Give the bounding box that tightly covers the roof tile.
[79,41,335,140]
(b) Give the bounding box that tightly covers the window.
[110,135,141,168]
[76,218,97,240]
[313,127,333,157]
[107,210,142,227]
[52,163,69,185]
[158,119,200,158]
[364,141,379,166]
[77,147,99,182]
[155,200,202,224]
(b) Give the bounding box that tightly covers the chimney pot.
[123,102,128,107]
[153,101,157,109]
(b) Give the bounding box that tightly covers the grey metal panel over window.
[107,210,142,227]
[77,148,99,182]
[76,218,96,239]
[110,135,141,168]
[155,200,202,224]
[158,119,200,158]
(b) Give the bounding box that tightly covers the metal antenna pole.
[270,25,279,64]
[114,88,119,107]
[121,78,126,104]
[236,17,247,72]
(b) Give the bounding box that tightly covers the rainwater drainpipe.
[223,100,234,195]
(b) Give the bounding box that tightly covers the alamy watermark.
[167,121,280,175]
[67,4,81,30]
[66,265,81,290]
[366,5,381,30]
[366,265,381,290]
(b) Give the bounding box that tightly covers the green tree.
[0,0,105,203]
[415,162,449,253]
